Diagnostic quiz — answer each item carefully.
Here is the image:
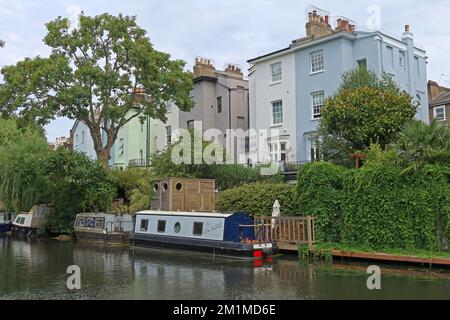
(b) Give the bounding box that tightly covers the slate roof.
[430,91,450,107]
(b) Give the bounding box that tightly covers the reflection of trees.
[0,238,75,297]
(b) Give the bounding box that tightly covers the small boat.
[130,210,278,259]
[0,212,11,233]
[74,213,134,246]
[11,205,52,235]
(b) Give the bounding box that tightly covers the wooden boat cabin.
[74,213,134,245]
[130,210,278,259]
[151,178,216,212]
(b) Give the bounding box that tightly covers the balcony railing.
[128,158,150,168]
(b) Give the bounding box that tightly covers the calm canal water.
[0,236,449,300]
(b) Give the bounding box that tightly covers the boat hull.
[130,233,278,259]
[0,223,10,233]
[75,231,131,246]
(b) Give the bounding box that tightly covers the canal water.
[0,236,449,300]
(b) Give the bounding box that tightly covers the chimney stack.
[305,9,333,39]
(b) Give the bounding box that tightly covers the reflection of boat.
[74,213,134,246]
[131,211,278,259]
[11,205,52,235]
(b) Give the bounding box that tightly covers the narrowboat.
[11,205,52,235]
[74,213,134,246]
[0,211,11,233]
[130,210,278,259]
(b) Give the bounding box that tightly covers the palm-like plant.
[393,120,450,172]
[0,40,4,48]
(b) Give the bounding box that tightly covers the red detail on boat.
[253,260,263,268]
[253,250,263,258]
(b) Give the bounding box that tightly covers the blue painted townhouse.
[247,7,429,165]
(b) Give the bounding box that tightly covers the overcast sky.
[1,0,450,142]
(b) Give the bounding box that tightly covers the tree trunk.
[97,148,111,170]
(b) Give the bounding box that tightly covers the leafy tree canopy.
[0,13,194,166]
[318,67,417,166]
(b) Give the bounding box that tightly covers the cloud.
[1,0,449,141]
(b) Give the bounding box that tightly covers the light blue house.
[248,8,429,164]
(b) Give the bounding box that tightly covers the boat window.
[157,220,166,233]
[174,222,181,233]
[77,218,86,227]
[193,222,203,236]
[140,219,149,232]
[15,217,21,223]
[176,183,183,191]
[163,183,168,191]
[95,218,104,229]
[20,217,25,224]
[153,183,159,192]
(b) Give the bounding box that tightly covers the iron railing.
[128,158,150,168]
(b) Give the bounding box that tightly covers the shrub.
[218,182,298,216]
[297,162,346,243]
[210,165,283,191]
[341,164,450,251]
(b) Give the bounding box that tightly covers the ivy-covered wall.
[297,162,450,252]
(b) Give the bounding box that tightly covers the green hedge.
[297,162,346,243]
[341,164,450,251]
[297,162,450,252]
[218,182,298,216]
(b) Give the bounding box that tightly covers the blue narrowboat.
[0,211,12,233]
[130,211,278,259]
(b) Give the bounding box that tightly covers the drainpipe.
[146,115,151,166]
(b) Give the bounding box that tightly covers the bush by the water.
[341,164,450,251]
[218,182,298,216]
[297,161,450,252]
[297,162,346,243]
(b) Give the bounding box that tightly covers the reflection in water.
[0,237,449,300]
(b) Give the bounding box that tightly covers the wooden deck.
[329,250,450,268]
[254,216,316,251]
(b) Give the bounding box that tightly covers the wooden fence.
[253,216,316,251]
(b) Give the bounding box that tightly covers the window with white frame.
[166,126,172,144]
[268,141,288,163]
[166,100,173,113]
[119,138,124,156]
[434,106,446,121]
[271,101,283,125]
[269,143,279,162]
[271,62,282,82]
[311,91,325,119]
[81,131,85,144]
[310,50,324,73]
[308,138,321,162]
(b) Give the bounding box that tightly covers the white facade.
[71,120,97,160]
[248,52,297,164]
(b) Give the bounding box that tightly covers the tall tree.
[318,67,417,166]
[0,13,194,167]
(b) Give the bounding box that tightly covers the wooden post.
[307,216,313,249]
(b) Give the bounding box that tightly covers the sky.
[1,0,450,142]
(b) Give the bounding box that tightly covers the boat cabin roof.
[76,213,131,218]
[137,210,235,219]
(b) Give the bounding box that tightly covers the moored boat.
[130,210,278,259]
[74,213,134,246]
[11,205,52,236]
